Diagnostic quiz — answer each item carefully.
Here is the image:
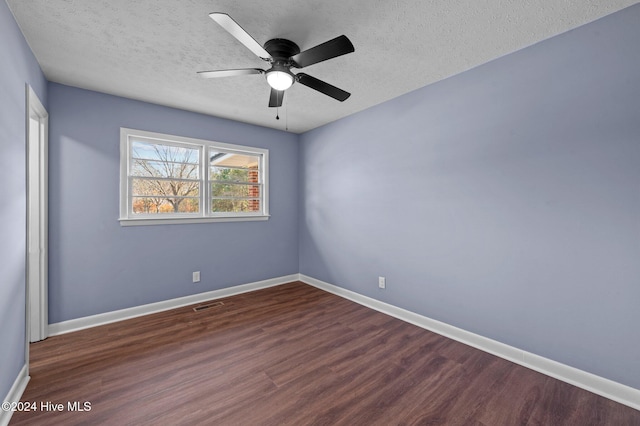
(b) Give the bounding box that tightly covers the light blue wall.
[0,0,47,401]
[47,83,298,323]
[299,5,640,389]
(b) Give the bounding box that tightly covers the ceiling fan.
[198,13,355,108]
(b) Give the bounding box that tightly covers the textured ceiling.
[7,0,637,133]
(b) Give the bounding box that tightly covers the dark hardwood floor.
[11,282,640,425]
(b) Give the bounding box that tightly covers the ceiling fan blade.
[197,68,264,78]
[290,35,354,68]
[209,13,272,60]
[296,73,351,102]
[269,88,284,107]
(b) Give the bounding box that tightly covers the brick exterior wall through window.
[248,168,259,212]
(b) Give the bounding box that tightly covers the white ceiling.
[7,0,636,133]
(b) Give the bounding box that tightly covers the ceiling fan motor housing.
[264,38,300,61]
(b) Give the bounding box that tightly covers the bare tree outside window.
[131,141,200,214]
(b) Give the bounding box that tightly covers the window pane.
[131,159,199,179]
[210,183,259,198]
[210,167,252,183]
[132,141,199,163]
[132,178,200,197]
[132,197,200,214]
[211,198,260,213]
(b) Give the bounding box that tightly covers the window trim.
[119,128,269,226]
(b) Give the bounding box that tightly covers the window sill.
[119,215,270,226]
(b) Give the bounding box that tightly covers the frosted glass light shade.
[266,71,294,91]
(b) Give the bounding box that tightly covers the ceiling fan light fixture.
[266,70,294,91]
[201,14,354,107]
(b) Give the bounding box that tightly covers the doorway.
[26,85,48,344]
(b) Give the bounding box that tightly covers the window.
[120,128,268,225]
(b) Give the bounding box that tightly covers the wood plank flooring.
[11,282,640,425]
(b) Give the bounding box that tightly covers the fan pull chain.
[276,107,279,120]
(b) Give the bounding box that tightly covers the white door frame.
[26,85,48,346]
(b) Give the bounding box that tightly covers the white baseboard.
[299,274,640,411]
[1,364,30,426]
[49,274,299,336]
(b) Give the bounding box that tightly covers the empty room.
[1,1,639,424]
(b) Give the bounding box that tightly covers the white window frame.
[119,128,269,226]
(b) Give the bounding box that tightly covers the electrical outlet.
[193,271,200,283]
[378,276,386,289]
